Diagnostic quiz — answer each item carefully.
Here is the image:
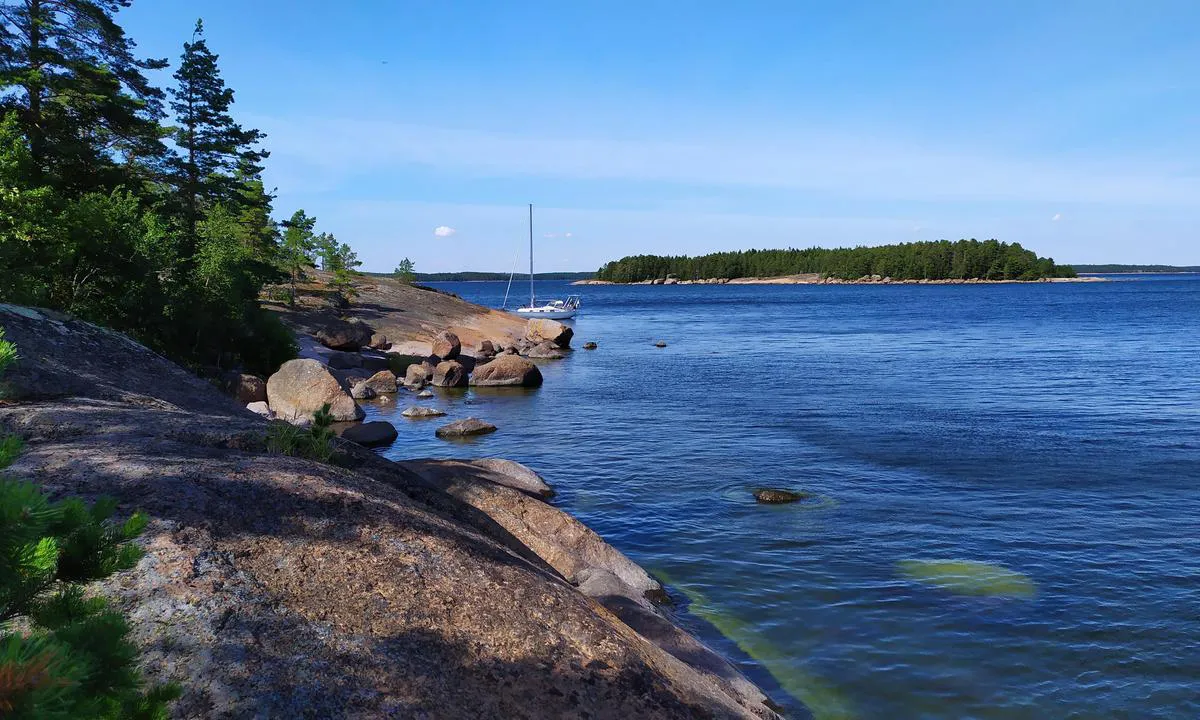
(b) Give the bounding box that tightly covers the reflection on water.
[367,276,1200,718]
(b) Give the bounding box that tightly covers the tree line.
[0,5,374,376]
[595,240,1077,283]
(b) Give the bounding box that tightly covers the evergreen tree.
[279,210,316,305]
[169,19,267,253]
[393,258,415,283]
[0,0,168,192]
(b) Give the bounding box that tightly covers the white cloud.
[1052,213,1062,221]
[433,225,456,237]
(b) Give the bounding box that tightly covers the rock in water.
[349,380,376,400]
[525,318,574,348]
[404,362,434,388]
[435,418,497,438]
[432,360,468,388]
[315,320,373,351]
[525,341,566,359]
[267,359,364,422]
[327,351,362,370]
[753,489,810,504]
[368,333,390,350]
[470,355,544,387]
[583,342,598,350]
[235,374,266,404]
[341,421,398,447]
[416,389,434,399]
[363,370,398,395]
[431,330,461,361]
[401,406,447,419]
[464,458,555,498]
[654,340,667,348]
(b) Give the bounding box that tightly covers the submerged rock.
[583,341,598,350]
[470,355,543,387]
[416,389,433,399]
[327,351,362,370]
[654,340,667,348]
[753,489,811,504]
[401,406,446,419]
[435,418,497,438]
[898,559,1036,598]
[462,458,555,498]
[267,359,363,423]
[349,380,376,400]
[341,420,398,447]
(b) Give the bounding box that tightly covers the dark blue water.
[369,275,1200,719]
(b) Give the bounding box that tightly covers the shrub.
[265,403,335,463]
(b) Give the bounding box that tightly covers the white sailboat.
[509,204,580,320]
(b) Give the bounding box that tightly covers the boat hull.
[515,308,578,320]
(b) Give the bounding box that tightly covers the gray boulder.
[432,360,468,388]
[368,333,390,350]
[266,359,363,423]
[404,362,434,388]
[416,389,434,399]
[341,421,397,447]
[350,380,376,400]
[470,355,543,388]
[583,342,598,350]
[246,401,273,418]
[435,418,497,438]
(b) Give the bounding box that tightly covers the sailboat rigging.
[513,203,580,320]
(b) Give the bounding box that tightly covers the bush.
[235,309,298,378]
[0,333,177,718]
[265,403,335,463]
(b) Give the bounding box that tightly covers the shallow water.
[369,275,1200,719]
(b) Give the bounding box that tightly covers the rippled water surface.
[369,275,1200,719]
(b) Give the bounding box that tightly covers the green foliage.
[0,327,16,399]
[265,403,335,463]
[0,339,174,716]
[596,240,1077,283]
[393,257,416,283]
[279,210,317,305]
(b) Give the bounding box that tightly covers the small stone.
[654,341,667,348]
[583,342,598,350]
[246,401,272,418]
[350,381,376,400]
[417,389,434,399]
[402,406,447,419]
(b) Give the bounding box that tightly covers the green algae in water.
[898,559,1036,598]
[655,569,856,720]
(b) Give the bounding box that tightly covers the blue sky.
[123,1,1200,272]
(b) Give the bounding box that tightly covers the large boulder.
[435,418,497,439]
[266,359,364,422]
[432,360,468,388]
[363,370,398,395]
[526,341,566,360]
[470,355,543,388]
[235,375,266,405]
[526,319,574,348]
[340,421,398,447]
[431,330,461,361]
[314,320,373,351]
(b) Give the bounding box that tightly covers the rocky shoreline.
[0,300,782,719]
[575,274,1106,286]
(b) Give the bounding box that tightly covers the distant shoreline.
[573,274,1108,286]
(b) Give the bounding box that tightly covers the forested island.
[1071,264,1200,274]
[595,240,1077,283]
[365,271,596,282]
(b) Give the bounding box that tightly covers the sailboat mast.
[528,203,535,307]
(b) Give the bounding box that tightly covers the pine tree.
[393,258,415,283]
[169,19,267,255]
[279,210,317,305]
[0,0,168,192]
